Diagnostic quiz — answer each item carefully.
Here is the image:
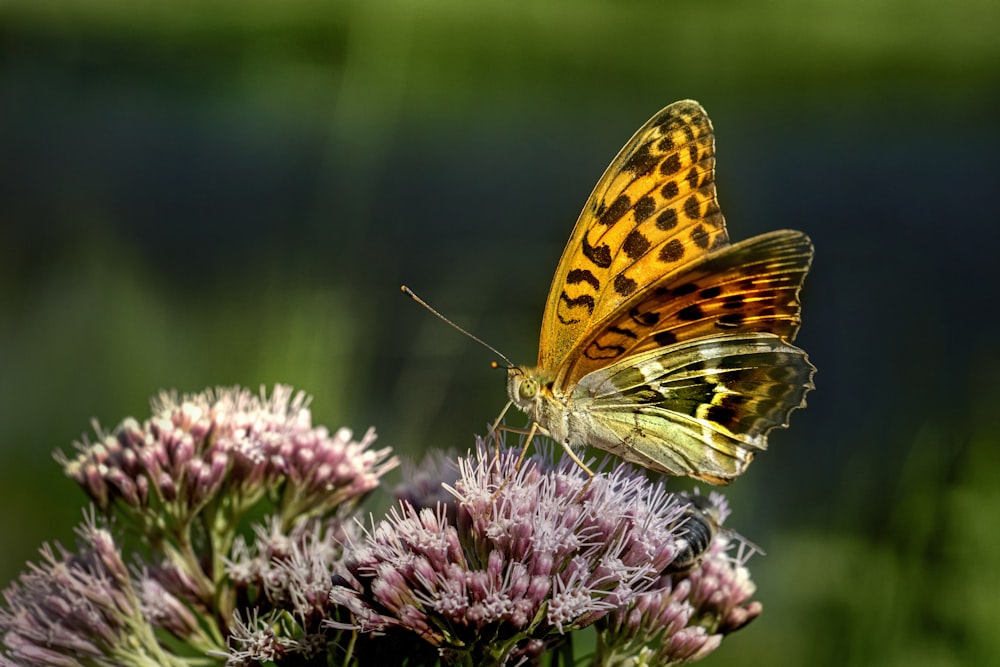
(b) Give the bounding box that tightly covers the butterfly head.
[506,366,552,418]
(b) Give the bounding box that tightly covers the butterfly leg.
[487,401,515,458]
[513,421,539,470]
[557,440,596,501]
[489,420,546,470]
[489,421,541,503]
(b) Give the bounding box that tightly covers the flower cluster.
[58,385,396,529]
[218,517,357,665]
[1,385,395,667]
[0,386,764,667]
[0,512,188,667]
[331,441,761,666]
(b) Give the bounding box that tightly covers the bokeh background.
[2,1,998,665]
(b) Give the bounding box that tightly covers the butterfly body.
[507,100,815,484]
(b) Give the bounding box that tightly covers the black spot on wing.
[723,294,744,309]
[582,238,613,268]
[614,274,638,297]
[653,330,678,345]
[634,196,656,222]
[630,307,660,326]
[567,268,600,291]
[705,405,738,428]
[686,167,700,190]
[720,394,750,407]
[623,230,652,259]
[691,224,710,249]
[659,239,685,263]
[599,195,631,227]
[624,143,658,176]
[660,153,682,175]
[678,304,704,321]
[656,208,678,230]
[661,181,679,200]
[684,195,701,220]
[560,292,595,314]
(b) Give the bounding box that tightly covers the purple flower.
[58,385,398,528]
[54,384,397,618]
[226,517,350,623]
[216,516,388,666]
[331,439,710,666]
[595,492,763,666]
[0,512,186,667]
[3,385,401,666]
[219,609,287,665]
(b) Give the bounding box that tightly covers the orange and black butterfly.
[503,100,814,484]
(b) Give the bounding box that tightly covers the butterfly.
[502,100,815,484]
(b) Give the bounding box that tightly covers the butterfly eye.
[518,378,538,401]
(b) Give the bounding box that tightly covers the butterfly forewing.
[558,229,813,388]
[569,333,815,482]
[538,100,729,372]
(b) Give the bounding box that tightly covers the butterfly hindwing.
[568,333,815,482]
[538,100,728,372]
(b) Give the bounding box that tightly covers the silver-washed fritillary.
[505,100,815,484]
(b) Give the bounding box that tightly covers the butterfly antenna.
[401,285,515,368]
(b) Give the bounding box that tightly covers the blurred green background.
[2,0,998,664]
